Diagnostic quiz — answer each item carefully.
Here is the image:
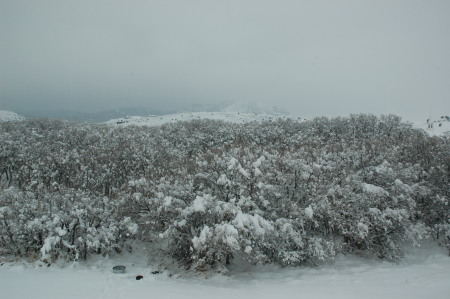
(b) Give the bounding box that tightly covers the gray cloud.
[1,0,449,120]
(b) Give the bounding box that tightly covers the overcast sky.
[1,0,449,119]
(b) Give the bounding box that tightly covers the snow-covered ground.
[0,110,25,122]
[412,119,449,136]
[105,109,449,137]
[1,244,448,299]
[3,105,448,137]
[105,111,303,127]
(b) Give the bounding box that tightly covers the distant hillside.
[17,101,288,123]
[21,107,173,122]
[0,110,25,122]
[105,111,302,127]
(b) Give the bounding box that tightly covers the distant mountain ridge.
[15,101,287,122]
[20,107,173,122]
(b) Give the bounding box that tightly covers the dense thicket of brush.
[0,115,448,271]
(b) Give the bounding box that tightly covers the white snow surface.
[105,111,303,127]
[106,111,450,138]
[0,110,25,122]
[412,119,450,136]
[1,243,449,299]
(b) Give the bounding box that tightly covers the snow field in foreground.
[1,244,449,299]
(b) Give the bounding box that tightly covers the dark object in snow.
[113,265,126,274]
[136,275,144,280]
[151,270,161,274]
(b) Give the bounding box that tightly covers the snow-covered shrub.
[1,115,448,270]
[0,187,137,262]
[158,195,241,271]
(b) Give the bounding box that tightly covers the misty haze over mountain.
[1,1,449,121]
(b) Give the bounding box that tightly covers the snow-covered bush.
[0,115,448,269]
[0,186,137,262]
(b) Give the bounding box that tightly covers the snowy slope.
[107,112,450,138]
[0,110,25,122]
[1,244,449,299]
[105,111,302,127]
[220,101,287,115]
[412,118,450,136]
[104,103,448,137]
[104,101,299,127]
